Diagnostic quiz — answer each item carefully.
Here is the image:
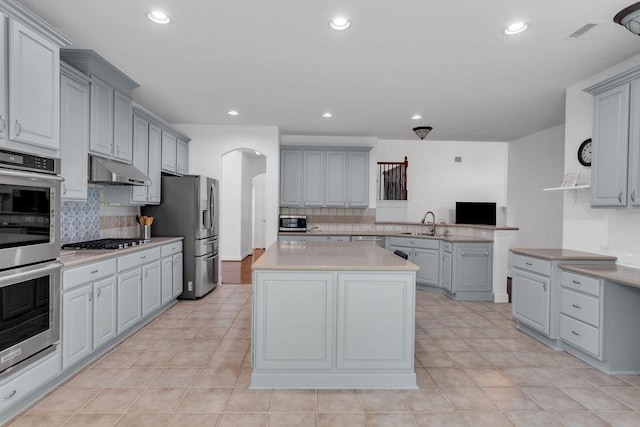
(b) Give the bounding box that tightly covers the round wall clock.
[578,138,592,167]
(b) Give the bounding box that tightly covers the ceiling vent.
[568,23,599,38]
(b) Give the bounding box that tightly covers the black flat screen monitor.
[455,202,496,226]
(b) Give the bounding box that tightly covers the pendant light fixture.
[614,2,640,35]
[413,126,433,140]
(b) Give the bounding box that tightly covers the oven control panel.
[0,148,58,174]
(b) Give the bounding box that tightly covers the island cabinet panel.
[254,272,334,370]
[336,273,414,370]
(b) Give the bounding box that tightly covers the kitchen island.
[250,241,419,389]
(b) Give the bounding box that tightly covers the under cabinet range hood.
[88,155,150,186]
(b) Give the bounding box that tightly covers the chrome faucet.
[420,211,436,235]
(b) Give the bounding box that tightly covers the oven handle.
[0,167,64,181]
[0,262,63,287]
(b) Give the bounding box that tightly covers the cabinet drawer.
[118,247,161,272]
[442,241,453,252]
[161,241,183,257]
[560,288,601,327]
[62,259,116,291]
[560,271,601,297]
[0,351,60,413]
[513,254,551,276]
[388,237,440,250]
[560,314,600,358]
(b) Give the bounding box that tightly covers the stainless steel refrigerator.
[143,175,219,299]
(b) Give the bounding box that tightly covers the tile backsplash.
[60,187,139,244]
[280,207,378,233]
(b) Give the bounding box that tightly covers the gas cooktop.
[61,238,147,250]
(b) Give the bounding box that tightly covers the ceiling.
[18,0,640,141]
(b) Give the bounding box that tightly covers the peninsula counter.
[250,241,419,389]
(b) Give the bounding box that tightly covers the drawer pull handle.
[571,330,580,337]
[572,280,581,285]
[88,291,93,302]
[90,269,99,274]
[525,262,533,266]
[543,283,547,292]
[1,390,17,401]
[140,256,146,259]
[572,304,581,309]
[15,120,21,137]
[97,288,102,297]
[0,115,5,133]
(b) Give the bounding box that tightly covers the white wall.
[373,139,509,224]
[563,53,640,267]
[173,124,280,258]
[507,125,565,251]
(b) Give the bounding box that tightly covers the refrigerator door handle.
[202,254,217,261]
[202,209,209,230]
[209,183,215,234]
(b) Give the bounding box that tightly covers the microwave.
[279,215,307,232]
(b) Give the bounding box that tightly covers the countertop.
[559,263,640,289]
[252,241,420,272]
[279,231,493,243]
[510,248,617,261]
[59,236,183,267]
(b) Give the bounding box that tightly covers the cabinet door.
[8,20,60,152]
[629,79,640,207]
[414,248,439,286]
[336,272,414,370]
[280,150,302,206]
[131,115,149,203]
[254,272,334,370]
[512,269,550,336]
[89,75,114,156]
[0,15,7,142]
[172,253,183,298]
[93,276,117,349]
[453,244,492,293]
[302,150,324,206]
[142,260,162,316]
[161,256,173,305]
[591,83,630,207]
[62,285,92,369]
[176,138,188,175]
[442,250,452,291]
[60,74,90,200]
[347,151,369,207]
[147,123,162,204]
[325,151,347,206]
[113,90,133,162]
[161,130,177,173]
[117,269,142,334]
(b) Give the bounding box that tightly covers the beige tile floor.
[8,284,640,426]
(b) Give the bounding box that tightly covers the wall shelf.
[543,185,591,192]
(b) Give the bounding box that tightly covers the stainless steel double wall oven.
[0,148,62,376]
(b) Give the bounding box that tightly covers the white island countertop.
[252,241,419,272]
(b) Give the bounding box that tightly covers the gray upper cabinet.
[60,64,90,200]
[0,5,69,158]
[113,89,133,162]
[280,149,302,206]
[130,114,149,204]
[176,137,189,175]
[147,123,162,204]
[303,151,324,206]
[325,151,347,206]
[161,130,177,173]
[280,147,370,207]
[586,67,640,208]
[61,49,138,164]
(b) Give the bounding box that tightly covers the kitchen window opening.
[377,156,408,201]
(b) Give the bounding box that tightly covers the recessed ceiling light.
[228,110,239,116]
[329,17,351,31]
[322,112,333,118]
[147,10,171,24]
[411,114,423,120]
[504,22,528,35]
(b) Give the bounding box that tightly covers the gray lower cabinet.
[117,269,142,334]
[141,260,162,317]
[388,237,440,288]
[161,241,184,302]
[441,242,452,292]
[559,269,640,374]
[61,258,117,369]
